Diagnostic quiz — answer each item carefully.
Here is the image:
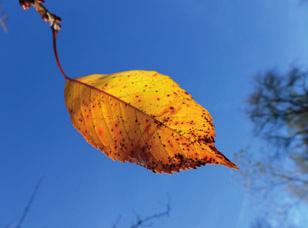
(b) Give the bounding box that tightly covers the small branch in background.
[19,0,61,31]
[0,4,8,33]
[130,203,171,228]
[15,177,44,228]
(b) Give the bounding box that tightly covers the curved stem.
[52,28,70,80]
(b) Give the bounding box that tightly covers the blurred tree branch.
[244,68,308,186]
[236,67,308,227]
[247,68,308,157]
[112,215,122,228]
[251,217,273,228]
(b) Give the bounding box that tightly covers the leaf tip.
[223,160,239,170]
[211,146,239,170]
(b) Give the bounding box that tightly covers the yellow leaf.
[64,70,238,173]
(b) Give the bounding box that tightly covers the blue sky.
[0,0,308,227]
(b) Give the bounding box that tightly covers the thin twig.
[130,204,171,228]
[19,0,61,31]
[15,177,44,228]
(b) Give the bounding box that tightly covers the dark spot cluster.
[144,153,209,173]
[154,119,164,128]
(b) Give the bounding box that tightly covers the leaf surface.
[64,70,238,173]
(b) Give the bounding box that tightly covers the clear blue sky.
[1,0,308,227]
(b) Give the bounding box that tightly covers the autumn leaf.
[64,70,238,173]
[19,1,237,173]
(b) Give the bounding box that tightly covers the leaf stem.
[52,29,70,80]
